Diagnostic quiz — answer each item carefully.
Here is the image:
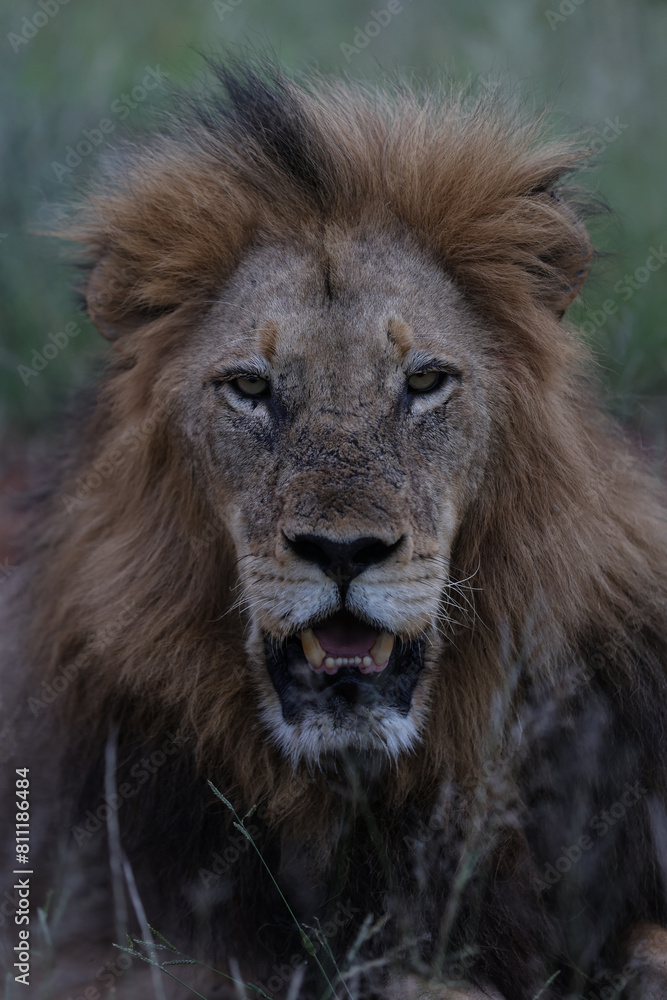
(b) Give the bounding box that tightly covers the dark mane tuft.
[200,60,335,207]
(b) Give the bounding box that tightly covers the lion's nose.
[284,533,403,585]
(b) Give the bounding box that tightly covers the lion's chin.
[260,627,428,765]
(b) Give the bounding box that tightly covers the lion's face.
[181,227,494,764]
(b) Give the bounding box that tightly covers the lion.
[1,60,667,1000]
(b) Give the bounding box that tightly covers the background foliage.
[1,0,665,463]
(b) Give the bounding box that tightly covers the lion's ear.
[66,150,251,342]
[540,190,593,317]
[83,254,176,342]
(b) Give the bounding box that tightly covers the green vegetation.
[1,0,665,453]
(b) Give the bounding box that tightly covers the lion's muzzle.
[284,531,403,671]
[257,530,432,762]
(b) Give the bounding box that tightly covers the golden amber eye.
[234,375,269,397]
[407,370,442,393]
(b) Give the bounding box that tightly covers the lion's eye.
[407,370,443,393]
[233,375,270,397]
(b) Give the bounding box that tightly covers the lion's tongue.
[313,612,378,656]
[300,613,395,675]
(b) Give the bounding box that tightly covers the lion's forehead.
[206,230,474,374]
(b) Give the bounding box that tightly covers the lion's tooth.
[370,631,394,668]
[301,628,325,669]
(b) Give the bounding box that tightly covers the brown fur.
[2,62,667,998]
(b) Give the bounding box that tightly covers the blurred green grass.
[0,0,665,452]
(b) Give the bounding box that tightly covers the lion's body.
[1,64,667,999]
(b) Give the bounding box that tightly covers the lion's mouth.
[264,610,426,725]
[300,610,394,674]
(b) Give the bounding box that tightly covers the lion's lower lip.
[263,632,426,725]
